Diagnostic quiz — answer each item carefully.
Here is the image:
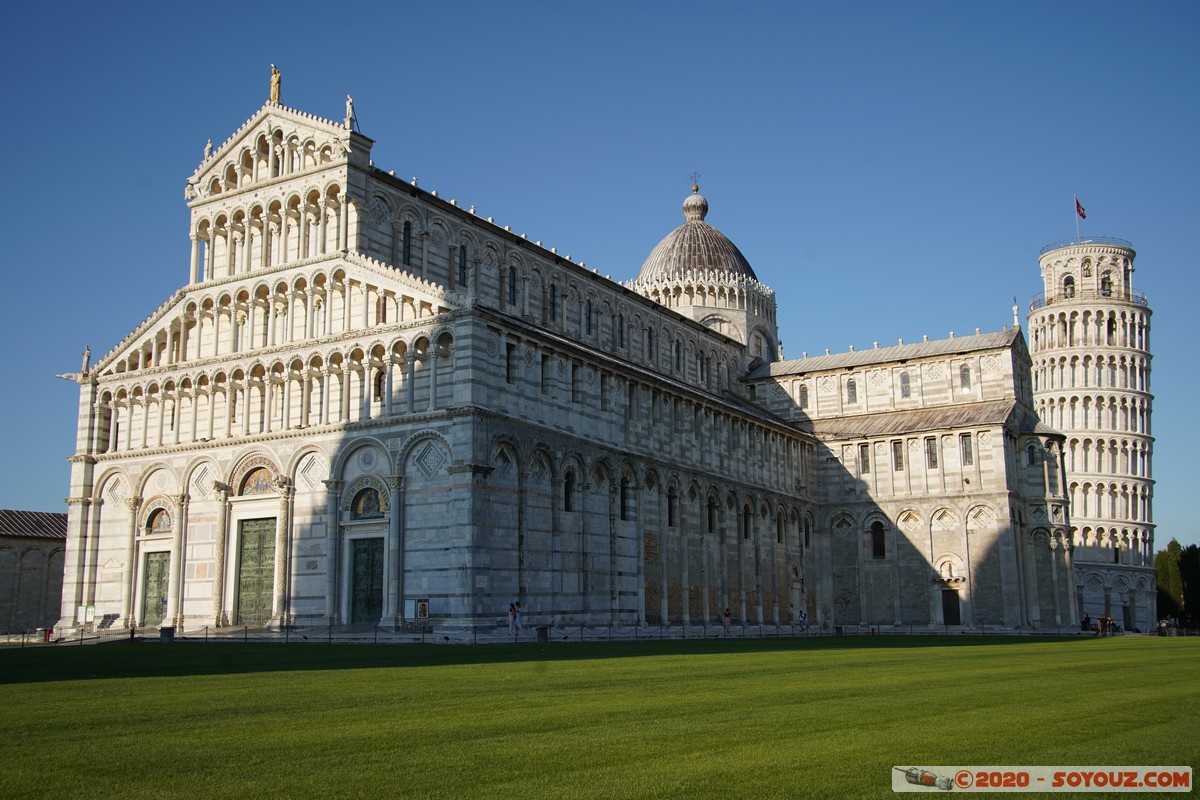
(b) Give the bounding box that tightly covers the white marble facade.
[56,87,1100,635]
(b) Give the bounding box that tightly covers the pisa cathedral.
[54,82,1155,636]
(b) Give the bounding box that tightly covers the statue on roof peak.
[270,65,281,104]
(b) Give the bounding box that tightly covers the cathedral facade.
[55,85,1146,636]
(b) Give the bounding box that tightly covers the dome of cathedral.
[635,186,758,284]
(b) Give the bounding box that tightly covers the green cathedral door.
[941,589,962,626]
[350,538,385,624]
[141,551,170,627]
[236,519,276,626]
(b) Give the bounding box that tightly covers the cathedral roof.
[0,510,67,540]
[755,329,1023,377]
[634,186,758,284]
[807,399,1054,441]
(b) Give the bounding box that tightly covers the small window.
[960,364,971,390]
[1100,272,1112,297]
[616,314,625,349]
[798,384,808,409]
[707,497,717,534]
[352,487,383,519]
[892,440,904,472]
[564,470,575,512]
[646,329,656,361]
[925,437,938,469]
[1027,444,1038,466]
[674,340,682,373]
[584,299,593,336]
[402,222,412,265]
[667,486,678,527]
[541,354,551,394]
[373,370,385,402]
[871,521,885,559]
[960,433,974,466]
[846,378,857,404]
[620,477,631,521]
[457,246,468,289]
[1063,275,1076,299]
[546,285,558,324]
[506,268,518,306]
[899,372,910,399]
[858,443,870,474]
[571,363,581,403]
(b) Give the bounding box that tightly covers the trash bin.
[35,628,49,643]
[536,625,549,643]
[159,627,175,643]
[834,625,843,636]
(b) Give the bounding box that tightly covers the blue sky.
[1,2,1196,547]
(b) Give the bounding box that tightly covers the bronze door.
[141,551,170,627]
[350,538,384,624]
[235,519,276,626]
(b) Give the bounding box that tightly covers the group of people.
[1082,614,1119,636]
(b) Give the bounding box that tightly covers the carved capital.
[124,496,143,513]
[386,475,405,492]
[173,493,191,509]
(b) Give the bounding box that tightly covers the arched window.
[960,364,971,390]
[241,467,273,495]
[457,245,468,289]
[1027,444,1038,466]
[742,505,753,540]
[615,314,625,349]
[871,521,885,559]
[707,496,717,534]
[584,299,593,336]
[148,509,172,533]
[564,470,576,512]
[373,370,385,402]
[1063,275,1076,299]
[402,222,412,266]
[674,340,682,373]
[352,487,383,519]
[620,477,631,521]
[798,384,808,409]
[546,283,558,323]
[1100,272,1112,296]
[899,372,911,399]
[777,514,784,544]
[846,379,857,404]
[506,267,518,306]
[667,486,678,527]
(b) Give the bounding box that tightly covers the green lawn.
[0,636,1195,799]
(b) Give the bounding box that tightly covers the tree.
[1154,539,1182,620]
[1179,544,1200,626]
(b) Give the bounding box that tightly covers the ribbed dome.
[636,186,757,283]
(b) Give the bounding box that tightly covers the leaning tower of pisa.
[1028,237,1156,631]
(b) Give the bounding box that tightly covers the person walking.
[723,608,732,636]
[508,603,516,636]
[514,602,523,636]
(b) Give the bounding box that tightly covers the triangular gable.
[188,102,374,200]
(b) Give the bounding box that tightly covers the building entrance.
[350,538,384,624]
[235,519,275,626]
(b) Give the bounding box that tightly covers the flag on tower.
[1075,198,1086,219]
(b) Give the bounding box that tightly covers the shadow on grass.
[0,634,1098,686]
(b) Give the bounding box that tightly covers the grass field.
[0,636,1195,799]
